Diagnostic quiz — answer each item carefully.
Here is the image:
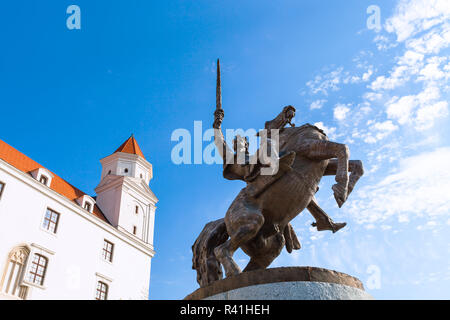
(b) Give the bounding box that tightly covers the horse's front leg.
[324,159,364,196]
[298,140,349,207]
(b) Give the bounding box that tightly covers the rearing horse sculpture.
[192,60,364,288]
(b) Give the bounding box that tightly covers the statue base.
[184,267,373,300]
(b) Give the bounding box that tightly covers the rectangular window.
[102,240,114,262]
[95,281,108,300]
[133,226,137,235]
[27,254,48,286]
[135,206,139,214]
[42,208,60,234]
[84,202,91,212]
[0,181,4,199]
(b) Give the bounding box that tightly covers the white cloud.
[363,92,382,102]
[374,34,398,51]
[386,95,417,125]
[415,100,448,130]
[310,99,327,110]
[345,147,450,226]
[372,120,399,135]
[417,56,449,81]
[398,50,424,66]
[384,0,450,42]
[306,67,344,95]
[333,103,351,121]
[386,86,448,130]
[369,48,428,91]
[369,0,450,112]
[405,22,450,54]
[369,64,414,91]
[345,67,374,84]
[362,68,374,81]
[361,120,399,144]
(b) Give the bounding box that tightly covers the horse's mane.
[282,123,327,137]
[277,123,328,154]
[302,123,327,136]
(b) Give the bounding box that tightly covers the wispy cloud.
[310,99,327,110]
[384,0,450,43]
[294,0,450,263]
[274,1,450,298]
[306,67,344,95]
[345,147,450,226]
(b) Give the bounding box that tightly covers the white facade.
[0,138,157,300]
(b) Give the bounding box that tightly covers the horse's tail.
[192,218,229,287]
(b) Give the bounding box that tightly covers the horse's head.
[265,105,296,130]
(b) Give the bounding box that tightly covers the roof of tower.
[0,139,110,224]
[114,135,146,159]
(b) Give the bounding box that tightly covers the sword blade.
[216,59,222,111]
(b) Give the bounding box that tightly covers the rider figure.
[213,106,295,182]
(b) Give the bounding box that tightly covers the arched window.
[0,246,30,299]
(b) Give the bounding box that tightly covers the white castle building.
[0,135,157,300]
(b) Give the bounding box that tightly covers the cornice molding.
[95,175,158,204]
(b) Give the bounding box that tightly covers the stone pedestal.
[185,267,373,300]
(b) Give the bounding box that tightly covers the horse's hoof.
[222,261,242,278]
[332,184,347,207]
[332,190,344,207]
[214,245,241,278]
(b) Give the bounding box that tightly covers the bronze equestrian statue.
[192,60,364,288]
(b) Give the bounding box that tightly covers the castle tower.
[95,135,158,245]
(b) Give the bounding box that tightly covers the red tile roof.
[0,139,109,223]
[114,135,145,159]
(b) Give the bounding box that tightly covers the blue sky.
[1,0,449,299]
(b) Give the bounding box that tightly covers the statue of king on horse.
[192,60,364,288]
